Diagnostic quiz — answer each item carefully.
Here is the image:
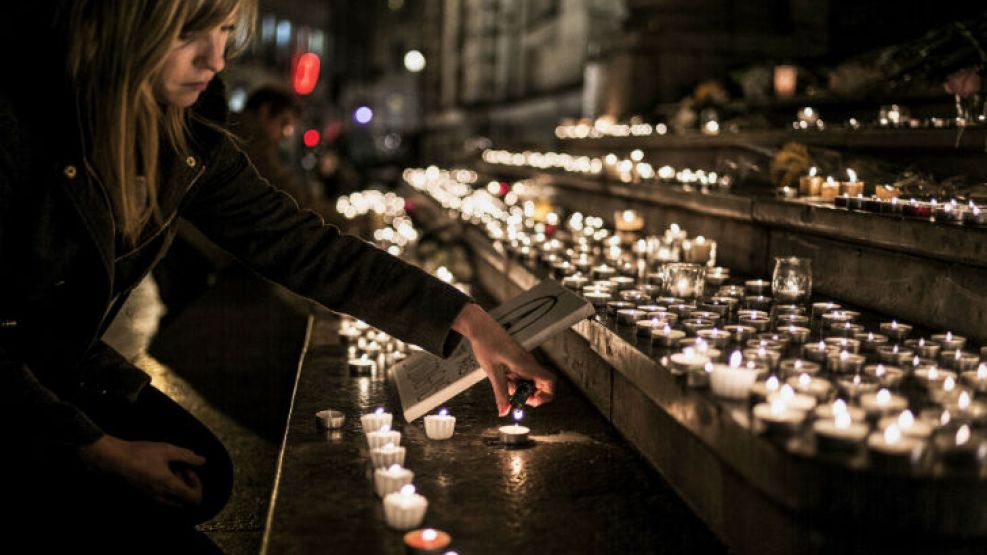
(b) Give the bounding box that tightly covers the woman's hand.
[452,302,556,416]
[78,434,206,509]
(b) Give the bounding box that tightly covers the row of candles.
[479,148,726,187]
[407,164,987,470]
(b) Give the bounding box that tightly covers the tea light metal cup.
[316,409,345,430]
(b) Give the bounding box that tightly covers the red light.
[293,53,321,95]
[498,182,510,196]
[303,129,320,147]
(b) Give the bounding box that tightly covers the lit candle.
[813,401,869,451]
[767,384,817,412]
[779,358,821,376]
[636,317,669,337]
[371,442,407,469]
[914,365,957,390]
[879,321,912,342]
[669,347,711,376]
[315,409,345,430]
[374,463,414,497]
[361,407,393,433]
[862,364,905,389]
[383,484,428,530]
[859,388,908,418]
[499,422,531,445]
[403,528,452,555]
[787,372,832,400]
[750,374,781,403]
[961,363,987,394]
[934,424,983,467]
[367,424,402,450]
[424,409,456,440]
[878,410,932,441]
[651,324,686,348]
[753,397,807,435]
[867,423,922,467]
[349,354,377,377]
[826,350,865,374]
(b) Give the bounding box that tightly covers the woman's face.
[153,18,235,107]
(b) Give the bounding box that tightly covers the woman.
[0,0,554,546]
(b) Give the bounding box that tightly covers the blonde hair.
[67,0,256,244]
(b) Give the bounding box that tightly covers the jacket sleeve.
[0,95,104,449]
[180,136,471,357]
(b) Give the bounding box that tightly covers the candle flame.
[794,360,803,370]
[400,484,416,496]
[383,442,395,450]
[809,166,818,177]
[833,399,847,413]
[846,168,857,182]
[422,529,438,541]
[876,389,891,405]
[912,355,920,368]
[379,424,391,433]
[729,351,743,368]
[375,407,385,415]
[943,376,955,392]
[770,399,787,416]
[884,424,902,444]
[959,391,971,410]
[388,464,403,472]
[928,366,939,380]
[835,411,851,429]
[957,425,971,446]
[946,331,953,341]
[766,376,780,391]
[513,409,524,421]
[941,410,952,426]
[779,384,795,402]
[622,210,637,223]
[867,332,874,341]
[898,410,914,428]
[798,373,811,388]
[977,364,987,380]
[840,350,849,362]
[439,408,448,417]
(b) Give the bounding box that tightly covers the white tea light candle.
[383,484,428,530]
[424,409,456,440]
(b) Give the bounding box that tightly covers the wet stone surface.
[265,315,726,554]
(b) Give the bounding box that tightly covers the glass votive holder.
[738,313,772,333]
[742,295,773,312]
[718,285,746,299]
[424,410,456,440]
[930,332,967,352]
[744,279,771,296]
[879,321,913,342]
[606,300,636,316]
[774,313,810,329]
[811,302,842,322]
[863,364,906,389]
[668,303,696,320]
[876,345,915,366]
[316,409,346,430]
[913,365,958,391]
[374,464,414,497]
[771,256,812,304]
[779,358,821,377]
[904,338,941,360]
[744,348,782,372]
[855,332,889,354]
[962,364,987,394]
[362,408,393,433]
[662,262,706,301]
[826,350,866,374]
[836,374,880,400]
[636,317,670,337]
[383,485,428,530]
[777,325,811,346]
[616,308,647,326]
[705,267,731,288]
[371,443,407,469]
[656,296,685,307]
[701,297,736,318]
[723,324,756,345]
[583,290,612,310]
[609,276,636,291]
[697,328,732,349]
[651,326,686,348]
[824,337,862,354]
[755,333,792,352]
[802,341,829,364]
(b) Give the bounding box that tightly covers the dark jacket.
[0,9,469,450]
